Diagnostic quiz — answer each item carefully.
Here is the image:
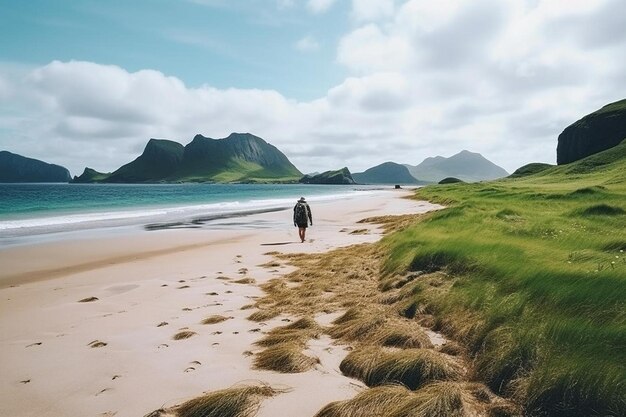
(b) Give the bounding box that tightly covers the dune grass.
[380,142,626,416]
[246,309,281,322]
[201,315,231,325]
[251,317,321,373]
[340,346,464,389]
[144,383,286,417]
[252,341,320,373]
[172,331,197,340]
[314,382,517,417]
[329,308,433,349]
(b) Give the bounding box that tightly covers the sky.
[1,0,625,176]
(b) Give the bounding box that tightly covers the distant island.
[0,151,71,183]
[299,167,356,184]
[72,133,302,183]
[353,162,425,185]
[404,150,509,183]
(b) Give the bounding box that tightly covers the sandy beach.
[0,190,442,417]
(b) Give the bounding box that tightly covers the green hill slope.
[381,142,626,416]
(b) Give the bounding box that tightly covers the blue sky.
[1,0,625,175]
[2,0,349,100]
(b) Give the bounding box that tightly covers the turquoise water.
[0,183,374,239]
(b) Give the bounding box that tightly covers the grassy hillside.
[381,141,626,416]
[178,158,301,183]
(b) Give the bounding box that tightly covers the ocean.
[0,183,378,244]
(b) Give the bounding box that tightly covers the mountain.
[405,150,508,183]
[299,167,356,184]
[352,162,423,185]
[557,98,626,165]
[72,133,302,183]
[0,151,71,182]
[106,139,184,183]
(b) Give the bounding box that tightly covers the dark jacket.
[293,202,312,227]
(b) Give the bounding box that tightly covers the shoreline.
[0,185,410,244]
[0,189,442,417]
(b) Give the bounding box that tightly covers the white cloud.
[307,0,337,14]
[1,0,625,177]
[337,24,411,73]
[351,0,395,22]
[295,35,320,51]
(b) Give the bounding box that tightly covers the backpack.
[294,202,308,224]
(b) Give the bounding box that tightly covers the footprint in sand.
[206,292,219,296]
[242,350,253,357]
[88,340,108,348]
[248,328,261,333]
[100,412,117,417]
[112,375,121,380]
[178,280,186,283]
[238,268,248,275]
[211,331,222,335]
[157,321,169,327]
[20,379,31,384]
[182,308,192,311]
[184,367,195,373]
[158,344,169,349]
[225,290,233,294]
[161,284,168,287]
[177,285,190,289]
[26,342,42,348]
[190,360,201,365]
[96,388,112,396]
[78,296,99,303]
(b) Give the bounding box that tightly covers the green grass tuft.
[577,204,625,216]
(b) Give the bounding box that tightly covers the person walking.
[293,197,313,243]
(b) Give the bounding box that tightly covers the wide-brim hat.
[298,197,306,202]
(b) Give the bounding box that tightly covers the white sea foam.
[0,189,374,235]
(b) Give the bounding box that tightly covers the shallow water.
[0,183,381,241]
